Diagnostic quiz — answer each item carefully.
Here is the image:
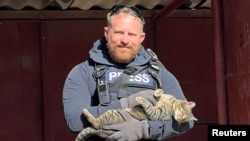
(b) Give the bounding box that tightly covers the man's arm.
[62,64,122,132]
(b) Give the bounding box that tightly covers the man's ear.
[104,27,108,38]
[140,32,145,43]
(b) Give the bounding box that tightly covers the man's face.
[104,13,145,64]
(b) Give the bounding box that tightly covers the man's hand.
[120,89,157,109]
[102,109,150,141]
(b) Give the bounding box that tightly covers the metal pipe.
[152,0,187,22]
[149,0,187,53]
[212,0,228,124]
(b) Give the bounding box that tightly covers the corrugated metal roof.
[0,0,211,10]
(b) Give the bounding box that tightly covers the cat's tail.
[75,127,115,141]
[75,127,95,141]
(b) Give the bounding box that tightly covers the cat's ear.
[188,101,196,108]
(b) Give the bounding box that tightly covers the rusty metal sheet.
[156,18,217,123]
[41,20,106,141]
[222,0,250,124]
[0,21,43,141]
[0,0,211,10]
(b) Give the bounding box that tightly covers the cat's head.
[173,100,198,124]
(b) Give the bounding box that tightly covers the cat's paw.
[135,96,145,104]
[154,89,163,98]
[82,109,90,117]
[82,108,88,113]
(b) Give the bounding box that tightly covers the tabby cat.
[75,89,198,141]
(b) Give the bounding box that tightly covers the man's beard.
[107,44,138,64]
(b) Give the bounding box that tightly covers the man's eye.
[129,33,136,37]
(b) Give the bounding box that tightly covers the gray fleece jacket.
[62,37,194,140]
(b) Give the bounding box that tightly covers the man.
[63,5,194,141]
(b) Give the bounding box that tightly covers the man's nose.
[120,34,129,44]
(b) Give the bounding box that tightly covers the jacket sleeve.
[62,63,121,132]
[147,67,195,140]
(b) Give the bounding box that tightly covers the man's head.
[104,5,146,64]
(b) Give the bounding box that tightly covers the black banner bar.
[208,125,250,141]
